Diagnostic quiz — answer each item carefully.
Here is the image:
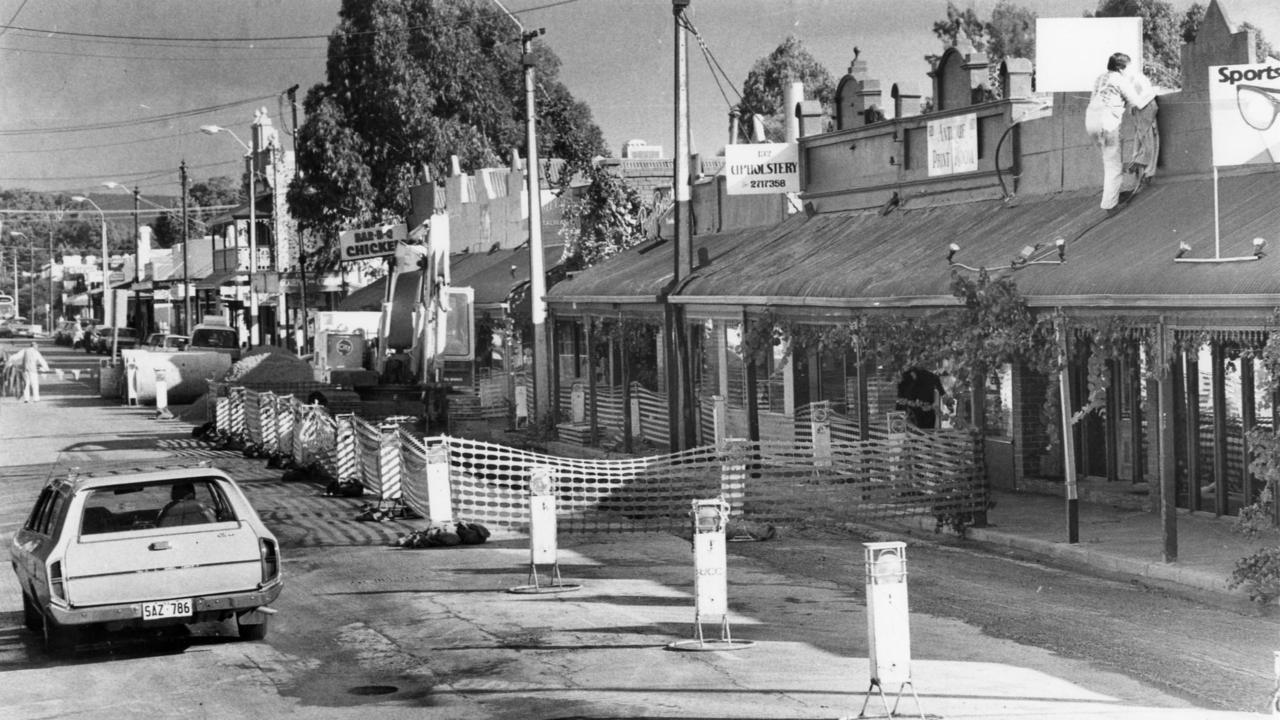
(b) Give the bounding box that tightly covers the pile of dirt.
[222,346,314,385]
[178,393,210,423]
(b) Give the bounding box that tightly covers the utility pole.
[491,0,550,422]
[287,84,309,353]
[666,0,695,450]
[47,222,55,333]
[181,160,191,335]
[522,25,551,425]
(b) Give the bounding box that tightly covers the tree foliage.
[929,1,1037,100]
[287,0,607,263]
[1087,0,1184,88]
[1180,3,1278,61]
[558,164,650,271]
[738,36,836,142]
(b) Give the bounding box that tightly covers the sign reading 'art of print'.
[1209,62,1280,167]
[926,113,978,177]
[724,143,799,195]
[339,223,407,262]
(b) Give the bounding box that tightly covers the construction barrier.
[210,383,988,533]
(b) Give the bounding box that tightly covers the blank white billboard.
[1035,17,1143,93]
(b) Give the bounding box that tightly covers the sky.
[2,0,1280,201]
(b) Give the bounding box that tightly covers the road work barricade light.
[856,541,925,719]
[507,465,580,595]
[153,366,174,420]
[667,497,753,652]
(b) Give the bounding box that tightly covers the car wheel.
[42,617,78,656]
[22,593,42,632]
[236,614,268,641]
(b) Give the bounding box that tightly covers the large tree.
[558,164,650,272]
[929,1,1037,100]
[1180,3,1278,62]
[737,36,836,142]
[1087,0,1184,88]
[288,0,607,262]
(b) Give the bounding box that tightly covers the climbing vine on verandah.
[736,269,1059,403]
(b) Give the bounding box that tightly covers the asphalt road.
[0,340,1275,719]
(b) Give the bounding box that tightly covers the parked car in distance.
[162,334,190,351]
[93,327,140,355]
[8,316,32,338]
[187,324,241,362]
[146,332,166,349]
[54,320,79,345]
[9,465,283,655]
[80,325,102,352]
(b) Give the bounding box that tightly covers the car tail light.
[49,560,66,603]
[259,538,280,584]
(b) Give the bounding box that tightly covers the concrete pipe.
[121,349,233,405]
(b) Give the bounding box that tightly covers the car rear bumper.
[48,580,282,627]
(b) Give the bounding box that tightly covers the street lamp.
[200,124,259,347]
[70,195,116,351]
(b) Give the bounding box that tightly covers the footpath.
[3,364,1277,719]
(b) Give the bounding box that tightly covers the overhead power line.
[0,93,279,137]
[0,158,239,185]
[0,1,584,44]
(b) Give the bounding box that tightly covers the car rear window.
[191,328,238,348]
[79,478,237,535]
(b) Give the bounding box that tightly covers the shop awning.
[65,292,91,307]
[194,271,243,290]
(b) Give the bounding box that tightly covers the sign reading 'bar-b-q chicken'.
[339,223,408,262]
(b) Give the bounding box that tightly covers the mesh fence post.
[229,386,246,440]
[379,422,403,503]
[215,396,231,435]
[260,391,278,455]
[335,413,357,483]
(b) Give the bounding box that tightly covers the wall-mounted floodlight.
[1174,235,1265,263]
[949,238,1066,274]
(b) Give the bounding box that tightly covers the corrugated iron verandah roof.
[549,168,1280,316]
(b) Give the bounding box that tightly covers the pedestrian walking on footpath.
[15,341,50,403]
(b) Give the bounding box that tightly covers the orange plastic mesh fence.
[439,436,723,532]
[244,390,263,446]
[352,416,385,498]
[218,384,986,533]
[313,413,338,478]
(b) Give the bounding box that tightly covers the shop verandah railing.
[211,386,986,534]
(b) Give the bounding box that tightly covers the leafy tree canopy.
[1180,2,1278,61]
[929,1,1037,100]
[558,164,650,271]
[738,36,836,141]
[288,0,607,261]
[1087,0,1184,88]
